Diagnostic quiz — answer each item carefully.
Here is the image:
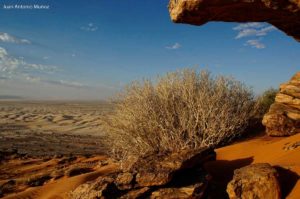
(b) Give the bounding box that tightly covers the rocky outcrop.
[151,183,207,199]
[68,176,120,199]
[69,148,216,199]
[263,72,300,136]
[125,147,215,187]
[168,0,300,42]
[227,163,281,199]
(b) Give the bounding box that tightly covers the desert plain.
[0,101,118,198]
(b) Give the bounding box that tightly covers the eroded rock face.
[263,72,300,136]
[227,163,281,199]
[69,148,215,199]
[69,176,120,199]
[168,0,300,41]
[127,148,216,187]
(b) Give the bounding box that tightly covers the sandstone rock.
[136,171,172,187]
[168,0,300,42]
[70,148,215,199]
[69,175,119,199]
[227,163,281,199]
[115,172,134,190]
[280,83,300,99]
[151,183,206,199]
[126,148,215,187]
[276,93,300,107]
[120,187,150,199]
[263,72,300,136]
[69,183,100,199]
[263,103,300,136]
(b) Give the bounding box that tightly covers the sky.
[0,0,299,100]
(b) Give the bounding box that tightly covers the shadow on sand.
[204,157,254,198]
[204,157,254,183]
[274,166,299,198]
[205,158,300,198]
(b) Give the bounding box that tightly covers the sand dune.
[0,101,112,137]
[1,153,116,198]
[3,164,118,199]
[0,101,113,157]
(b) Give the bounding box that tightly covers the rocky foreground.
[69,148,216,199]
[2,132,300,199]
[66,133,300,199]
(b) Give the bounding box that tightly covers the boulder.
[68,175,120,199]
[227,163,281,199]
[126,147,216,187]
[168,0,300,42]
[263,72,300,136]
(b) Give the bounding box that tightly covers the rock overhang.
[168,0,300,42]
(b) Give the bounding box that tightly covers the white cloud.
[80,23,98,32]
[0,47,96,100]
[0,47,57,77]
[21,74,89,89]
[233,22,265,31]
[0,47,90,92]
[234,25,276,39]
[245,39,265,49]
[233,22,276,49]
[166,42,181,50]
[0,47,8,58]
[0,32,31,44]
[0,47,21,73]
[43,79,88,88]
[25,63,57,73]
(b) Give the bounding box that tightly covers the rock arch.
[168,0,300,42]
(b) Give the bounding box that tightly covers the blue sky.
[0,0,299,100]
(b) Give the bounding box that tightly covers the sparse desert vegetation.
[255,88,278,119]
[101,69,260,159]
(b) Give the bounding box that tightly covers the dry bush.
[101,69,257,159]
